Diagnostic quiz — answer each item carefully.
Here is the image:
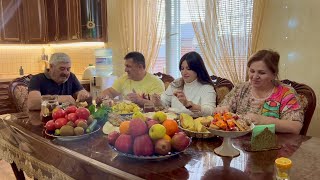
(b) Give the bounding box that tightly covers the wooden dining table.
[0,111,319,180]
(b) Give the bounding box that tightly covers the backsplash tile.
[0,43,105,76]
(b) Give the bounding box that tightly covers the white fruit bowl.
[206,123,254,157]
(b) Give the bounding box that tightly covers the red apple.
[45,120,56,131]
[52,109,65,120]
[115,134,133,153]
[133,134,154,156]
[129,119,148,137]
[54,118,67,129]
[171,132,191,152]
[146,119,159,129]
[108,131,120,146]
[66,113,78,122]
[155,139,171,155]
[75,107,90,120]
[65,105,77,114]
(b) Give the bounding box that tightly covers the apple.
[66,113,78,122]
[133,134,154,156]
[107,131,120,146]
[129,119,148,137]
[155,139,171,155]
[132,111,146,121]
[45,120,56,131]
[115,134,133,153]
[171,132,191,152]
[146,119,159,129]
[75,107,90,120]
[149,124,166,140]
[152,111,167,123]
[52,109,66,120]
[65,105,77,114]
[75,119,87,126]
[54,118,67,129]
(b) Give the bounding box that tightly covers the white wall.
[257,0,320,137]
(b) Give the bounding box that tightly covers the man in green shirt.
[98,52,165,106]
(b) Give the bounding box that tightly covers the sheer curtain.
[187,0,267,84]
[107,0,164,76]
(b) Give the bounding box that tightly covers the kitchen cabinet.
[22,0,47,43]
[0,0,24,43]
[0,0,46,43]
[46,0,81,41]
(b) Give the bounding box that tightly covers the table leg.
[10,162,25,180]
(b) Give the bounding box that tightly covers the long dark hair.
[174,51,214,88]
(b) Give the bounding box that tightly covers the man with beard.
[98,51,165,106]
[27,53,90,110]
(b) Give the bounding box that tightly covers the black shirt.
[28,72,83,96]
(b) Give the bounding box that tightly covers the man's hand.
[126,93,143,104]
[173,90,188,106]
[77,90,91,102]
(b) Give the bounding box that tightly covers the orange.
[163,134,172,142]
[119,121,131,134]
[162,119,178,136]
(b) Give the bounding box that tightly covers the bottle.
[275,157,292,180]
[95,48,113,77]
[19,66,24,76]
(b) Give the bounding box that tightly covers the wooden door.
[0,0,24,43]
[23,0,47,43]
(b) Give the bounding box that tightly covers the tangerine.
[162,119,178,136]
[163,134,172,142]
[119,121,131,134]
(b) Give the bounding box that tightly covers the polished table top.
[1,111,319,180]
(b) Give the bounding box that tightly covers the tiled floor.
[0,160,32,180]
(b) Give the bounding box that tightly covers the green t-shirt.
[112,73,165,98]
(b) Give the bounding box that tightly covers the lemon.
[275,157,292,170]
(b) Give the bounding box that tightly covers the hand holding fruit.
[173,90,188,106]
[76,89,90,102]
[126,92,142,104]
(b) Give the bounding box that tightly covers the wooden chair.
[281,79,317,135]
[210,75,234,105]
[154,72,175,89]
[8,74,32,112]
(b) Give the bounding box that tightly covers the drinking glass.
[144,102,155,113]
[41,95,59,123]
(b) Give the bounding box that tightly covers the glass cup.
[41,95,59,123]
[274,157,292,180]
[144,102,155,113]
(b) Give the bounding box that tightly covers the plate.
[45,125,101,141]
[206,123,255,138]
[179,125,215,138]
[108,138,192,161]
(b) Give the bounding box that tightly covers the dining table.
[0,111,319,180]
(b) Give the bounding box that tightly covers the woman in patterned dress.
[215,50,304,134]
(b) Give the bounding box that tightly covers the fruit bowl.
[206,123,255,157]
[45,125,101,141]
[178,125,215,138]
[108,138,191,161]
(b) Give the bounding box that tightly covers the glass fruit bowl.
[206,123,255,157]
[45,125,101,141]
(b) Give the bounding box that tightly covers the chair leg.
[10,162,25,180]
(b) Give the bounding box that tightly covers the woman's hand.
[173,90,188,106]
[244,113,266,125]
[214,106,230,114]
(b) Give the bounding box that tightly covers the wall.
[257,0,320,137]
[0,43,105,77]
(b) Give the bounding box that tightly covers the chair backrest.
[8,74,32,112]
[154,72,175,89]
[281,79,317,135]
[210,75,234,105]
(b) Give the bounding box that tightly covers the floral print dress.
[219,82,304,123]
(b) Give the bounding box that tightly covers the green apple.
[149,124,166,140]
[132,111,146,121]
[152,111,167,123]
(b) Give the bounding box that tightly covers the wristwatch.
[185,101,193,109]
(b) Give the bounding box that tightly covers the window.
[152,0,253,78]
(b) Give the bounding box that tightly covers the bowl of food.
[178,113,215,138]
[206,112,254,157]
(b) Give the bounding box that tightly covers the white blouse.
[160,78,216,116]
